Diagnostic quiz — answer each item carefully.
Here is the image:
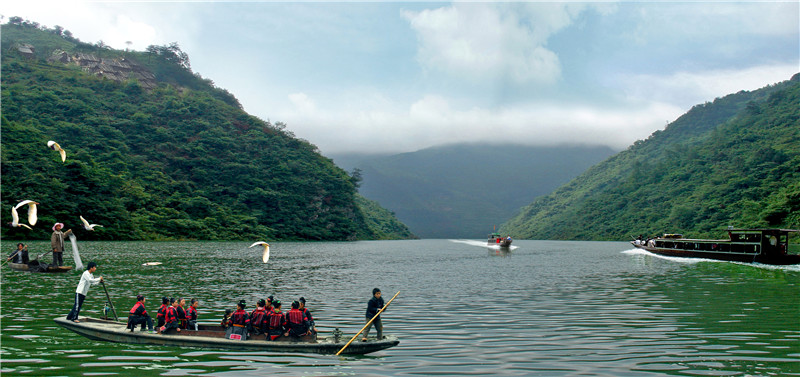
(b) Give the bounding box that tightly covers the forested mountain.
[502,74,800,240]
[1,20,414,241]
[333,143,616,238]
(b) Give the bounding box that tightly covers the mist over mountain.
[331,143,616,238]
[502,74,800,240]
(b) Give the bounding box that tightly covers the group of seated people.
[126,295,199,334]
[221,296,315,341]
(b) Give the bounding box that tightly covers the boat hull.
[54,317,399,355]
[8,262,73,273]
[631,243,800,265]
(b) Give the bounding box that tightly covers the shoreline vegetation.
[1,20,415,242]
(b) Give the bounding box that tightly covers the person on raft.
[284,300,311,337]
[66,262,102,323]
[160,298,181,334]
[127,295,155,333]
[156,297,169,329]
[250,299,269,336]
[7,243,29,264]
[363,288,385,341]
[226,300,250,340]
[50,223,72,267]
[187,299,199,331]
[298,297,316,335]
[267,300,286,341]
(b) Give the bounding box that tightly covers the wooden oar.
[1,249,23,267]
[101,280,119,321]
[336,291,400,356]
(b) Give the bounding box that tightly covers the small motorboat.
[487,232,512,248]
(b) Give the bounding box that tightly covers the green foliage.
[354,194,417,240]
[502,74,800,240]
[1,22,410,241]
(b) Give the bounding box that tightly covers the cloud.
[277,92,683,155]
[402,3,594,86]
[615,64,799,108]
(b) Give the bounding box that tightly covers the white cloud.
[288,92,316,114]
[616,64,799,108]
[402,3,595,86]
[276,92,683,155]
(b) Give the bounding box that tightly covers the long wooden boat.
[630,228,800,265]
[8,261,73,273]
[488,232,512,248]
[54,317,399,355]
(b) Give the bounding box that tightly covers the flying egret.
[249,241,270,263]
[13,200,38,226]
[10,204,32,230]
[47,140,66,162]
[79,215,103,231]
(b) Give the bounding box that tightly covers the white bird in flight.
[47,140,66,162]
[10,200,37,230]
[14,200,38,226]
[79,215,103,231]
[249,241,271,263]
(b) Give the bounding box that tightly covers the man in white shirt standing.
[66,262,103,323]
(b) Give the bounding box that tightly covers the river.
[1,239,798,376]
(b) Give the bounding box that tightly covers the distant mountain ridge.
[332,143,616,238]
[501,74,800,240]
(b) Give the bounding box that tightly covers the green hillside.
[1,20,414,241]
[502,74,800,240]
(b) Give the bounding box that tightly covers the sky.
[3,1,798,155]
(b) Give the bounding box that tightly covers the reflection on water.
[2,239,799,376]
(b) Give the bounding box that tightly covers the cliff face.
[48,50,158,89]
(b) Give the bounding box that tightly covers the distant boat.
[54,317,399,355]
[488,232,512,248]
[8,261,73,273]
[631,228,800,265]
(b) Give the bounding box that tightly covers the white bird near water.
[80,215,103,231]
[10,200,38,229]
[249,241,271,263]
[47,140,66,162]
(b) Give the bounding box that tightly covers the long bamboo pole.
[336,291,400,356]
[101,280,119,321]
[1,249,23,267]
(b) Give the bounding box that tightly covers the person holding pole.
[66,262,102,323]
[6,243,28,264]
[363,288,385,341]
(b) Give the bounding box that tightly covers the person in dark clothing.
[127,295,155,332]
[284,301,310,337]
[363,288,385,341]
[187,299,199,331]
[226,300,250,340]
[160,298,181,334]
[267,300,286,341]
[156,297,169,329]
[220,309,232,330]
[176,297,187,329]
[7,243,28,264]
[298,297,316,335]
[250,299,268,336]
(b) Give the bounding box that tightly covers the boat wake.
[622,248,800,271]
[450,239,519,251]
